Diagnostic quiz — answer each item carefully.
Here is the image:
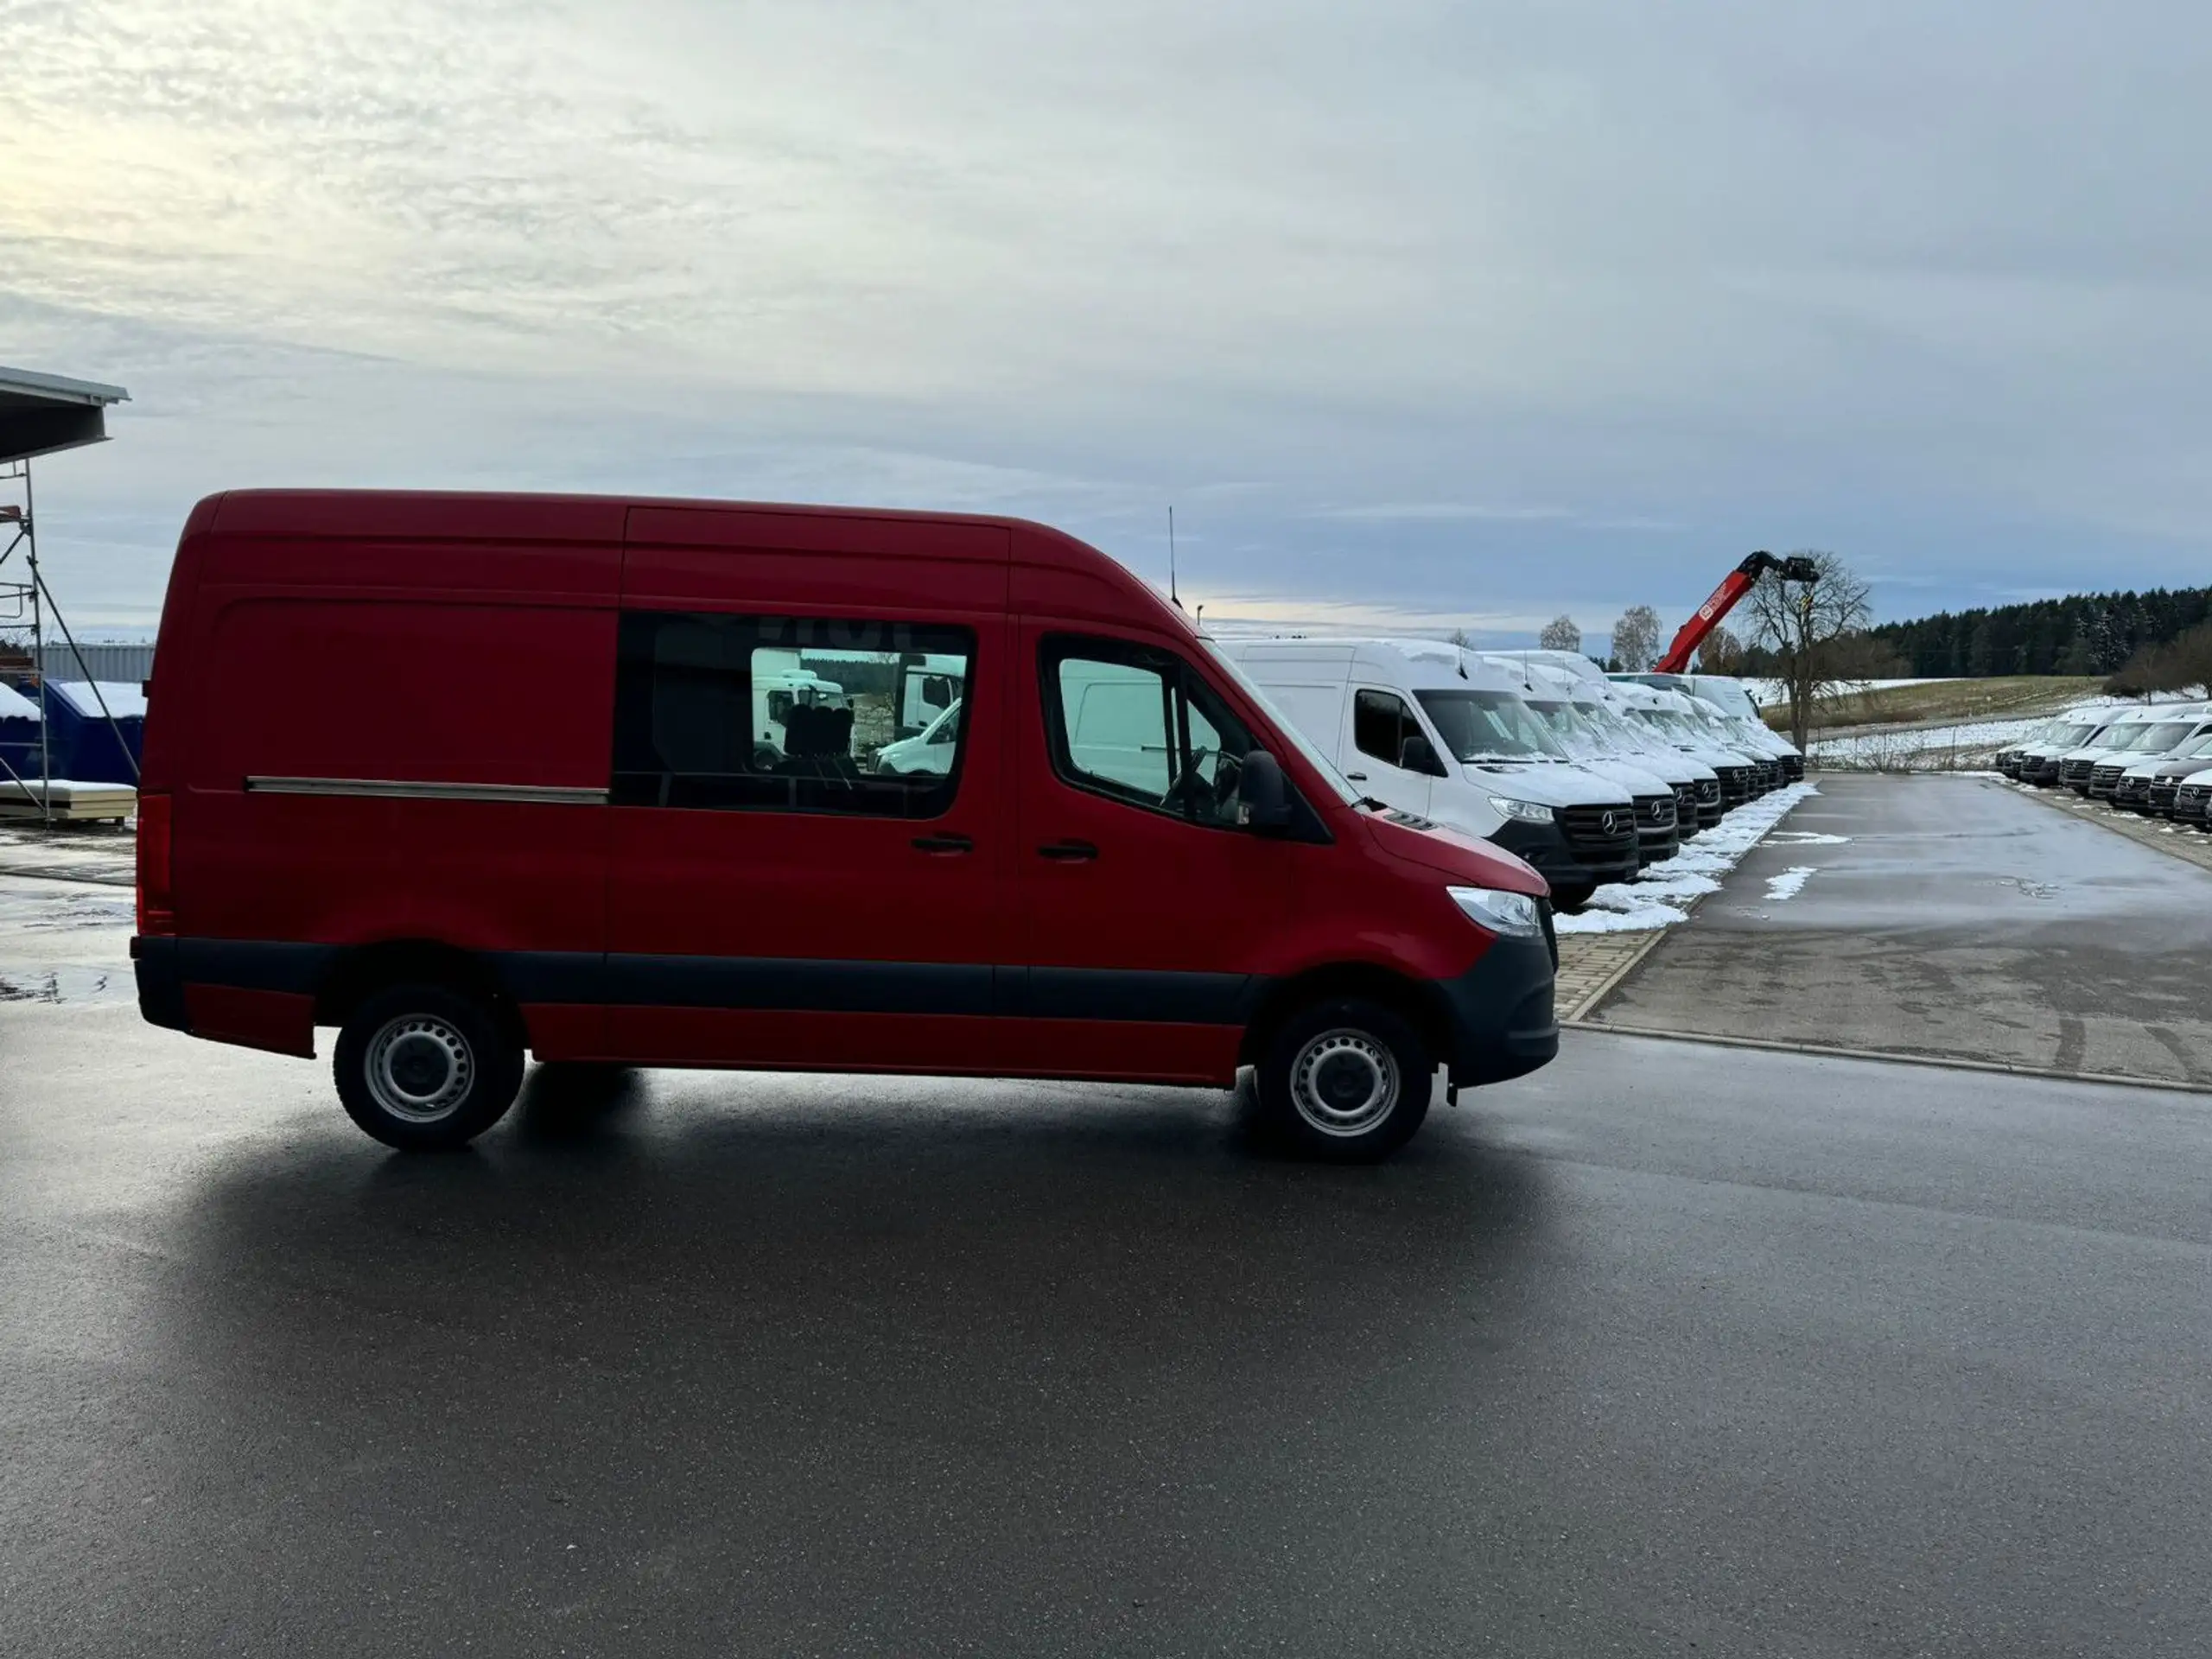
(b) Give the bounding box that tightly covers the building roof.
[0,366,130,465]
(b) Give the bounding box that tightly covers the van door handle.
[911,833,974,855]
[1036,839,1099,861]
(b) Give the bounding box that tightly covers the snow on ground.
[1555,782,1821,934]
[1742,677,1960,706]
[1810,716,2046,772]
[1764,866,1817,902]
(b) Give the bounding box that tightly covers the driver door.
[1346,686,1438,817]
[1007,625,1294,1084]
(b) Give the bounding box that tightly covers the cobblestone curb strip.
[1554,930,1667,1024]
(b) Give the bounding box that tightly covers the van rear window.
[611,613,976,817]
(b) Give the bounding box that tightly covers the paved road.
[1591,772,2212,1084]
[6,1003,2210,1656]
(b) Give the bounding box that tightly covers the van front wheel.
[1256,998,1431,1162]
[334,982,524,1152]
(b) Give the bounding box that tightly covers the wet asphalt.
[1592,772,2212,1084]
[6,996,2211,1656]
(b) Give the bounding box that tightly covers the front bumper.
[1431,926,1559,1088]
[1491,817,1640,890]
[1779,753,1805,783]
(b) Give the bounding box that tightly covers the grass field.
[1764,676,2103,733]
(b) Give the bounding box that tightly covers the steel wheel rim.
[365,1014,474,1123]
[1290,1029,1399,1137]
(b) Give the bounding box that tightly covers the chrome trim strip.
[244,777,607,805]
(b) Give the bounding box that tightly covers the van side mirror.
[1237,749,1294,831]
[1399,734,1447,777]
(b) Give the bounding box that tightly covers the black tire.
[1255,997,1432,1162]
[333,982,525,1151]
[1550,883,1596,914]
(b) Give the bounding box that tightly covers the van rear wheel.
[1256,998,1431,1162]
[334,982,524,1151]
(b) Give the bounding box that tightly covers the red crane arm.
[1654,550,1818,673]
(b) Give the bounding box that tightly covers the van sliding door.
[604,508,1015,1073]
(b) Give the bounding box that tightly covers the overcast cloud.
[6,0,2210,633]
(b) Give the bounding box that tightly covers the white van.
[2053,707,2166,794]
[1212,638,1641,908]
[1620,672,1804,780]
[1478,656,1693,863]
[1609,682,1763,810]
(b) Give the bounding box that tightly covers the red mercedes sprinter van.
[133,492,1558,1160]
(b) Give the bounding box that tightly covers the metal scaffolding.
[0,367,133,827]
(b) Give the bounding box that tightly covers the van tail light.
[137,791,175,936]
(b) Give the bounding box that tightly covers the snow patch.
[1554,781,1819,936]
[1764,866,1816,902]
[46,681,149,720]
[1767,830,1850,845]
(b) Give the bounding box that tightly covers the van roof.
[202,487,1078,544]
[1219,635,1523,695]
[187,488,1191,637]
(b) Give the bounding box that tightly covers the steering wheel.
[1164,748,1243,821]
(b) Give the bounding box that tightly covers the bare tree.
[2107,620,2212,698]
[1697,624,1745,674]
[1740,550,1875,747]
[1610,606,1662,672]
[1446,627,1472,649]
[1537,614,1582,653]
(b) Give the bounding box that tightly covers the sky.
[6,0,2212,640]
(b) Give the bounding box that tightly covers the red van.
[132,492,1559,1160]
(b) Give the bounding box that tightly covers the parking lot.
[1590,772,2212,1085]
[4,776,2211,1656]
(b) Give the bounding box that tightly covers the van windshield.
[1577,700,1653,752]
[1630,707,1696,744]
[1523,698,1601,760]
[1414,690,1573,762]
[1199,639,1362,805]
[2126,720,2203,753]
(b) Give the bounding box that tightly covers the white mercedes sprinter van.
[1212,638,1641,909]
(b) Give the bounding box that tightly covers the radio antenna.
[1168,505,1181,608]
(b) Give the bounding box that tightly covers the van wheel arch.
[315,941,524,1047]
[1240,964,1447,1074]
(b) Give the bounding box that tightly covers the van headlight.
[1448,886,1543,938]
[1488,797,1554,824]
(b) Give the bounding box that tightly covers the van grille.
[1694,779,1722,806]
[2114,772,2152,805]
[2177,785,2210,818]
[1634,793,1676,830]
[2059,758,2094,785]
[1673,784,1700,820]
[1717,765,1752,804]
[1557,803,1640,855]
[2149,779,2180,810]
[1780,754,1804,782]
[2090,764,2126,794]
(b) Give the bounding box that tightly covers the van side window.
[611,613,975,817]
[1354,689,1425,772]
[1039,636,1255,828]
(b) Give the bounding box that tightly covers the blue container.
[25,680,144,784]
